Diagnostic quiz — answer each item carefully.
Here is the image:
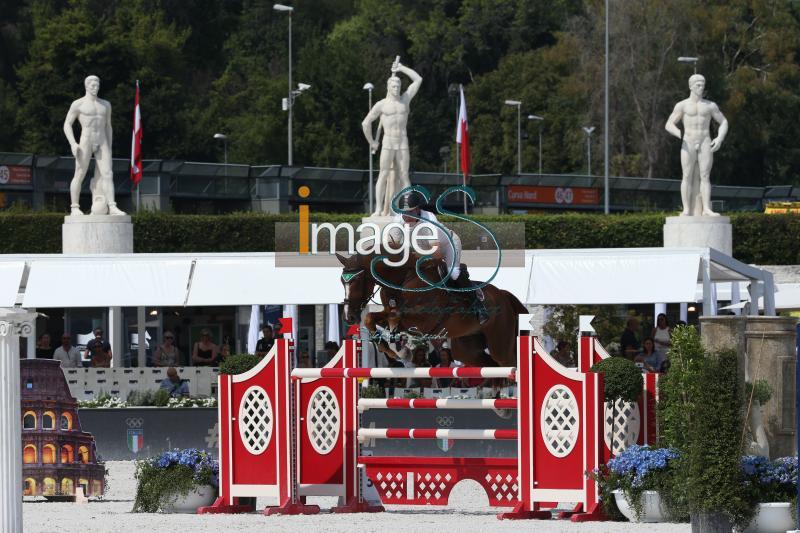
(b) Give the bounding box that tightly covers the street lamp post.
[504,100,522,174]
[213,133,228,177]
[604,0,610,214]
[678,56,699,73]
[527,115,544,175]
[274,3,294,166]
[582,126,595,176]
[439,146,451,174]
[363,82,374,213]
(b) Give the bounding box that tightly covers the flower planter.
[744,503,794,533]
[613,489,666,523]
[162,485,216,513]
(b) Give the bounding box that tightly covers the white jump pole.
[0,309,34,533]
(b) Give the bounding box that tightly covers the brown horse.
[336,252,527,367]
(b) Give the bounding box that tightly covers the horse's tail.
[503,290,528,315]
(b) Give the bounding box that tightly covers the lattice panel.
[480,471,519,505]
[372,470,407,503]
[415,471,456,504]
[238,386,273,455]
[604,399,641,455]
[540,385,580,458]
[306,386,341,455]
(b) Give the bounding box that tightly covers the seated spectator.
[297,350,311,368]
[620,318,641,360]
[35,333,54,359]
[192,329,218,366]
[409,346,432,388]
[154,331,180,367]
[86,328,112,365]
[220,335,232,363]
[53,333,81,368]
[255,325,274,357]
[552,340,575,367]
[637,337,665,373]
[159,367,189,397]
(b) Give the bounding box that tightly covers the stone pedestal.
[62,215,133,254]
[663,216,732,255]
[700,316,797,458]
[0,308,34,533]
[745,317,797,457]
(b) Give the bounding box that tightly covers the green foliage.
[133,449,217,513]
[152,388,170,407]
[360,383,384,399]
[1,211,799,265]
[1,1,799,185]
[686,348,752,527]
[658,325,706,452]
[745,379,773,405]
[543,305,625,352]
[591,357,643,404]
[219,353,262,375]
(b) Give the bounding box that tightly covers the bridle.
[341,268,379,314]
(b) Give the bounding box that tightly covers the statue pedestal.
[359,215,395,239]
[663,215,732,255]
[62,215,133,254]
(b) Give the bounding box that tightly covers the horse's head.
[336,253,375,324]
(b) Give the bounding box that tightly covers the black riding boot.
[450,271,490,325]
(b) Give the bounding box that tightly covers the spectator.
[220,335,232,363]
[651,313,672,357]
[324,341,340,359]
[434,348,455,387]
[35,333,54,359]
[86,328,112,367]
[255,325,274,357]
[409,346,432,388]
[552,340,575,367]
[297,350,312,368]
[52,333,81,368]
[159,367,189,397]
[153,331,180,367]
[620,318,641,360]
[192,329,218,366]
[638,337,665,373]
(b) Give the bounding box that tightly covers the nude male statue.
[362,58,422,216]
[665,74,728,216]
[63,75,125,216]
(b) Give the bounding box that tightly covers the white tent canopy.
[0,247,779,314]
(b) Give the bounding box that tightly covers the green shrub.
[1,211,798,264]
[745,379,773,405]
[152,388,171,407]
[360,383,384,398]
[219,353,262,375]
[591,357,643,405]
[133,449,218,513]
[686,347,752,527]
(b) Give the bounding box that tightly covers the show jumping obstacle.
[199,329,658,521]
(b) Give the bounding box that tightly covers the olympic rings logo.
[126,417,144,428]
[435,416,454,427]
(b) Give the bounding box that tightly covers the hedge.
[0,211,798,265]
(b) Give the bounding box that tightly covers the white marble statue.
[63,75,125,216]
[665,74,728,216]
[362,57,422,216]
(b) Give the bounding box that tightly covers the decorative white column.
[0,308,34,533]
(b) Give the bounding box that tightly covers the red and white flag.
[130,80,142,186]
[456,84,470,179]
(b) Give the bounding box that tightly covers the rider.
[394,193,489,324]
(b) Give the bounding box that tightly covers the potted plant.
[594,445,679,522]
[133,448,219,513]
[742,455,797,533]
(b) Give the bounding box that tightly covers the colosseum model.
[21,359,105,498]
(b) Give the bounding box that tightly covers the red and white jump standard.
[200,332,658,521]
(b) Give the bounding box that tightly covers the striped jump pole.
[358,428,518,442]
[358,398,517,411]
[291,367,516,380]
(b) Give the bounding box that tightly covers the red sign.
[507,185,599,205]
[0,165,32,186]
